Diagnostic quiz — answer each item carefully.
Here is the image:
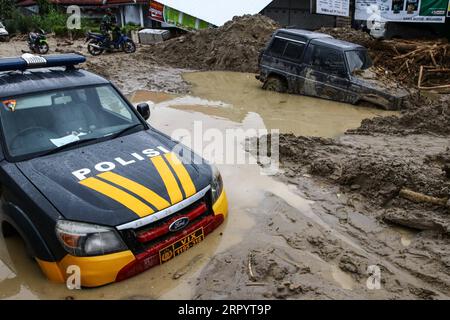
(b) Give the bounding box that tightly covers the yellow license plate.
[159,228,204,264]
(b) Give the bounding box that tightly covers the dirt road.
[0,36,449,299]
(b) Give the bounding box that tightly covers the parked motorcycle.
[85,27,136,56]
[27,29,49,54]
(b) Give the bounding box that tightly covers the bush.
[121,23,140,36]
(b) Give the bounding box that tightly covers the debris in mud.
[275,133,450,233]
[383,209,450,233]
[319,27,450,87]
[141,15,279,73]
[348,96,450,136]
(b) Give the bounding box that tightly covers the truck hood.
[352,68,410,98]
[16,130,212,227]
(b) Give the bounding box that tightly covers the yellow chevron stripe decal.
[98,171,171,211]
[151,155,183,204]
[164,153,196,198]
[79,177,153,217]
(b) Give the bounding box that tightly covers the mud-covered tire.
[263,76,287,93]
[88,40,104,56]
[122,39,136,54]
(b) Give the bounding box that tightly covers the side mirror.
[137,103,150,120]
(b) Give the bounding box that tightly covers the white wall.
[124,5,141,25]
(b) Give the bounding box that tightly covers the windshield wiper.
[40,137,99,157]
[107,123,143,140]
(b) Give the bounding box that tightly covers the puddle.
[180,71,397,138]
[0,71,388,299]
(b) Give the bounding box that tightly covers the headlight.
[55,220,127,257]
[210,165,223,203]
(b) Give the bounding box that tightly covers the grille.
[120,194,213,254]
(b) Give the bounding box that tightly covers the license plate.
[159,228,204,264]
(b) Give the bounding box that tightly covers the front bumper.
[37,190,228,287]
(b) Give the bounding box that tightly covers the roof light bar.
[0,53,86,72]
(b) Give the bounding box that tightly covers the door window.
[308,45,347,77]
[268,37,288,57]
[282,41,305,62]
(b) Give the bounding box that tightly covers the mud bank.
[202,130,450,300]
[141,15,279,73]
[349,95,450,136]
[244,100,450,298]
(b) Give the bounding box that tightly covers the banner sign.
[149,1,211,29]
[355,0,448,23]
[316,0,350,16]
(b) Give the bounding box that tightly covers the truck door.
[279,39,307,93]
[301,44,352,102]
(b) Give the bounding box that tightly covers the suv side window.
[282,41,306,62]
[308,44,347,77]
[268,37,288,57]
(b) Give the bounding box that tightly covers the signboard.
[355,0,448,23]
[447,0,450,16]
[316,0,350,17]
[153,0,273,26]
[150,1,211,29]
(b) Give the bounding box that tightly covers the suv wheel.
[263,76,287,93]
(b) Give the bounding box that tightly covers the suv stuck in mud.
[0,54,228,287]
[258,29,409,110]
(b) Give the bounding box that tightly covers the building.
[17,0,151,27]
[261,0,351,29]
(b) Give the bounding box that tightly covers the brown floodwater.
[0,71,398,299]
[180,71,397,138]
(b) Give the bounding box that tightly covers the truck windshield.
[345,50,372,73]
[0,84,143,160]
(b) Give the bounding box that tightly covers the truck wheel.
[263,76,287,93]
[1,221,17,238]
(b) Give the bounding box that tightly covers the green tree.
[36,0,53,15]
[0,0,15,19]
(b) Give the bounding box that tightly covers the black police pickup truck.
[257,29,409,110]
[0,54,228,287]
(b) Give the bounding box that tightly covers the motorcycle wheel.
[38,43,49,54]
[87,40,104,56]
[122,39,136,54]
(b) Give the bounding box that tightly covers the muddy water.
[0,71,392,299]
[180,71,397,138]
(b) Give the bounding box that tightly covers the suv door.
[301,44,354,103]
[260,36,289,79]
[278,39,307,92]
[260,35,306,90]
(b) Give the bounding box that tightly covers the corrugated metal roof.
[156,0,273,26]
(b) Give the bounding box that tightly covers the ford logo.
[169,217,190,232]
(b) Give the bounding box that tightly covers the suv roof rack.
[0,53,86,72]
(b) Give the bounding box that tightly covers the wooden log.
[399,188,448,207]
[417,65,424,88]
